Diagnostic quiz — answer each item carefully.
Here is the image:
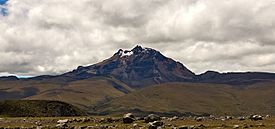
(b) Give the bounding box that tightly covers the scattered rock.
[166,124,172,127]
[256,123,265,127]
[81,117,90,122]
[86,126,96,129]
[35,121,42,126]
[195,117,204,122]
[148,121,163,129]
[133,123,138,127]
[178,125,189,129]
[56,123,68,129]
[145,114,161,123]
[36,126,43,129]
[209,115,216,120]
[233,125,240,129]
[225,116,233,120]
[168,116,179,121]
[161,117,167,120]
[238,117,246,121]
[123,113,135,124]
[250,115,263,121]
[221,118,226,121]
[57,119,69,124]
[152,121,164,126]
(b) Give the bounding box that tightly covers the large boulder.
[145,114,161,123]
[123,113,135,124]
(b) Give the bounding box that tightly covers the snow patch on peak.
[120,50,134,57]
[117,46,154,57]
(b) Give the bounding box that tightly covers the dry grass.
[0,77,133,110]
[100,82,275,116]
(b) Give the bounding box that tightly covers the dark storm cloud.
[0,0,275,76]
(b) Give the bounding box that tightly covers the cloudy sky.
[0,0,275,77]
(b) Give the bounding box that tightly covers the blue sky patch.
[0,0,8,16]
[0,0,8,5]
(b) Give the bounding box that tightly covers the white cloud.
[0,0,275,76]
[0,72,16,77]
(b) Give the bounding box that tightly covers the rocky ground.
[0,114,274,129]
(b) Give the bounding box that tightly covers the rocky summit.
[65,45,195,88]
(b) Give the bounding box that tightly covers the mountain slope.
[0,76,133,109]
[96,81,275,116]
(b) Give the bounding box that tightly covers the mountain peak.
[116,45,152,58]
[131,45,144,53]
[68,45,195,88]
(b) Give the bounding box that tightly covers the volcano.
[63,45,195,88]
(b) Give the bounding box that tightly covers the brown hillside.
[0,76,133,110]
[96,82,275,116]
